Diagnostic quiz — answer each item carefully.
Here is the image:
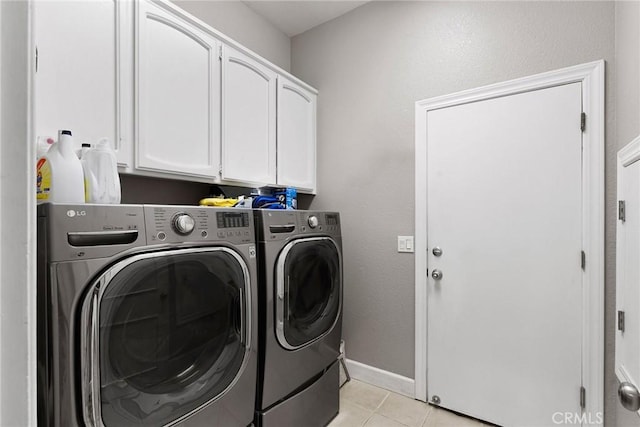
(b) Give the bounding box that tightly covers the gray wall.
[173,0,291,71]
[292,0,617,423]
[615,1,640,426]
[616,1,640,146]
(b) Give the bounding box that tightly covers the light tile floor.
[329,380,489,427]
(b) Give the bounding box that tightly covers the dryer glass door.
[276,237,341,349]
[82,247,251,426]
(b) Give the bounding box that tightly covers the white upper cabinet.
[34,0,133,167]
[136,0,220,179]
[277,76,317,192]
[221,45,277,186]
[34,0,317,190]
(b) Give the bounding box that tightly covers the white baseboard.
[344,358,416,399]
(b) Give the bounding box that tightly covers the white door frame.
[0,1,37,425]
[414,61,605,423]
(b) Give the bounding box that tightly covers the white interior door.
[616,137,640,420]
[426,83,583,426]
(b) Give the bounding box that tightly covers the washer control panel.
[43,203,147,262]
[172,213,196,235]
[145,206,253,244]
[307,215,319,229]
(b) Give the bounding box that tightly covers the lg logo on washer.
[66,209,86,218]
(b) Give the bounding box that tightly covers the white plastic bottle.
[36,130,85,204]
[78,143,92,202]
[77,142,91,160]
[82,138,121,204]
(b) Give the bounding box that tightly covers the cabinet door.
[277,76,316,192]
[136,0,220,179]
[221,46,276,186]
[34,0,133,167]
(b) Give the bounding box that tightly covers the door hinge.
[35,46,38,73]
[580,386,586,409]
[619,200,626,222]
[581,251,586,270]
[219,45,223,61]
[618,310,626,332]
[580,112,586,132]
[218,165,223,176]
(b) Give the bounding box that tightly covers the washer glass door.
[82,247,251,426]
[276,237,341,349]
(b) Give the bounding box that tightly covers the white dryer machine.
[254,210,343,427]
[37,203,258,426]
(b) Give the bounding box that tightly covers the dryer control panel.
[255,210,341,242]
[296,211,341,236]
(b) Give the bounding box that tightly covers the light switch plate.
[398,236,414,253]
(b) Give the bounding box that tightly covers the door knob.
[432,247,443,257]
[619,382,640,412]
[431,269,443,280]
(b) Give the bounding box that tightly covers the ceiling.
[243,1,369,37]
